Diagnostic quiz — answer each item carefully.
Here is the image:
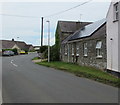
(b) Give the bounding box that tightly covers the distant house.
[0,39,33,54]
[61,19,107,70]
[106,0,120,75]
[56,21,92,60]
[26,44,34,52]
[34,46,40,51]
[0,39,21,53]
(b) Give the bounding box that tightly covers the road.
[2,53,118,103]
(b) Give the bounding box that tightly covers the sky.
[0,0,111,46]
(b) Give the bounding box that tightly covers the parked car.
[2,50,14,56]
[19,50,26,54]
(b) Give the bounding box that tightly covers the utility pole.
[41,17,44,47]
[46,20,50,62]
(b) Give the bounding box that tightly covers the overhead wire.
[44,0,92,18]
[0,0,92,18]
[0,13,40,18]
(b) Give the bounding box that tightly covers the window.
[64,45,67,55]
[83,42,87,56]
[76,43,79,56]
[96,41,102,58]
[72,44,74,56]
[114,3,119,21]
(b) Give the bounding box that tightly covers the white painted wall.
[0,39,2,104]
[12,44,21,53]
[107,0,119,72]
[12,44,20,50]
[118,2,120,73]
[0,57,2,104]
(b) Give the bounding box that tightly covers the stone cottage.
[56,21,91,60]
[61,19,107,70]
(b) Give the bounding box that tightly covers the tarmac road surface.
[2,53,119,103]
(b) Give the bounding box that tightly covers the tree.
[50,27,60,61]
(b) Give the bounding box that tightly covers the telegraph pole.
[46,20,50,62]
[41,17,44,46]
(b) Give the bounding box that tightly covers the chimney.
[12,39,14,41]
[76,21,81,30]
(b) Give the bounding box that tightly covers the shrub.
[39,27,60,61]
[12,48,18,55]
[40,46,48,53]
[50,45,60,61]
[50,27,60,61]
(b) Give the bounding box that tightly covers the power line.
[0,14,40,18]
[44,0,92,18]
[0,0,92,19]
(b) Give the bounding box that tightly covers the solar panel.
[69,18,106,41]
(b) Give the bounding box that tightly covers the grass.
[32,57,40,60]
[36,61,120,87]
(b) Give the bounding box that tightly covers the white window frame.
[83,42,88,57]
[72,44,74,56]
[114,2,119,21]
[64,45,67,55]
[96,41,102,58]
[76,43,79,56]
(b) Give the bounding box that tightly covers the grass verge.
[32,57,40,60]
[36,61,120,87]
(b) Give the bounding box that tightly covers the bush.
[40,46,48,53]
[29,49,35,52]
[12,48,18,55]
[39,27,60,61]
[42,45,60,61]
[23,49,28,54]
[50,45,60,61]
[50,27,60,61]
[2,49,12,52]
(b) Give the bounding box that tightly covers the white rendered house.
[107,0,120,74]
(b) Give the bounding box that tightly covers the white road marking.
[11,60,18,67]
[11,60,13,63]
[12,63,18,67]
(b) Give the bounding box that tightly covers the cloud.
[0,0,111,2]
[34,35,55,46]
[0,2,110,46]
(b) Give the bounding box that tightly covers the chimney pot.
[76,22,81,30]
[12,39,14,41]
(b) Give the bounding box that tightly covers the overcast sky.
[0,0,111,46]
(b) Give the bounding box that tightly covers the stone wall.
[61,24,107,70]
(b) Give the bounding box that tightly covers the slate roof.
[69,19,106,41]
[26,44,33,49]
[61,19,106,44]
[14,41,27,50]
[62,33,75,44]
[58,21,91,33]
[0,40,15,49]
[0,40,30,50]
